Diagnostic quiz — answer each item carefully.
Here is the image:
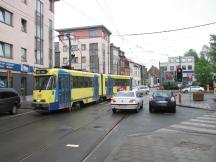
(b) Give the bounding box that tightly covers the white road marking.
[197,117,216,121]
[190,119,216,124]
[66,144,79,148]
[180,121,216,128]
[204,114,216,118]
[0,111,34,120]
[170,125,216,134]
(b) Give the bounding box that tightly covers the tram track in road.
[15,102,124,162]
[80,114,128,162]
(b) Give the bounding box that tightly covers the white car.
[182,86,204,93]
[111,91,144,113]
[133,85,150,94]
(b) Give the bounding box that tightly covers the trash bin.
[193,92,204,101]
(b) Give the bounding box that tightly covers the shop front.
[0,61,35,96]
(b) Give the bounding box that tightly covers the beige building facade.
[0,0,58,95]
[56,25,111,74]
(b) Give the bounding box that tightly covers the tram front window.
[34,76,56,90]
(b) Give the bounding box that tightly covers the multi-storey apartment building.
[110,43,120,75]
[128,59,141,86]
[159,56,195,84]
[56,25,111,74]
[0,0,58,96]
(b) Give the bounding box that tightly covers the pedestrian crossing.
[168,112,216,135]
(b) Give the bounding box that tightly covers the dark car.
[149,90,176,113]
[0,88,21,115]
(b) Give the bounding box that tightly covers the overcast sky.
[55,0,216,69]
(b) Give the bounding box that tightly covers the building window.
[0,8,13,26]
[21,0,27,4]
[175,58,180,63]
[181,58,186,63]
[21,48,27,62]
[63,57,68,64]
[81,44,86,51]
[89,29,97,38]
[170,66,174,71]
[71,45,78,51]
[81,56,86,63]
[169,58,174,63]
[21,18,27,32]
[188,58,192,62]
[0,42,12,58]
[49,0,54,12]
[188,65,192,70]
[48,19,53,68]
[182,65,186,70]
[35,0,43,65]
[72,57,78,63]
[63,45,68,52]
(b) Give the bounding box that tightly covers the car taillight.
[129,99,137,104]
[111,99,116,103]
[171,97,175,102]
[149,96,153,101]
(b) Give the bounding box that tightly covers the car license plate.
[158,101,167,104]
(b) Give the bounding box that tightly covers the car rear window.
[116,92,135,97]
[153,91,171,97]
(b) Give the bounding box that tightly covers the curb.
[176,104,215,111]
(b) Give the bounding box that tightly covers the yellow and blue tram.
[32,68,132,112]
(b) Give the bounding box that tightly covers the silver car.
[133,85,150,95]
[182,86,204,93]
[111,91,144,113]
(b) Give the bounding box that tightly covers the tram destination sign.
[36,69,48,74]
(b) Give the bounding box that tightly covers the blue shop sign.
[0,61,34,72]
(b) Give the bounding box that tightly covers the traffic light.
[176,68,182,82]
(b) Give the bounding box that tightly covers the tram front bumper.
[32,103,49,111]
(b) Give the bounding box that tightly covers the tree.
[195,58,213,86]
[209,34,216,72]
[200,45,210,61]
[184,49,199,63]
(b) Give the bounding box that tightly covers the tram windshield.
[34,76,56,90]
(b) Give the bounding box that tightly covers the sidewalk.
[104,128,216,162]
[175,93,216,111]
[20,95,33,109]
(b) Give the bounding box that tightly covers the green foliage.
[209,34,216,72]
[184,49,199,63]
[163,82,179,90]
[195,58,213,85]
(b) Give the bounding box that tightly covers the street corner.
[104,128,216,162]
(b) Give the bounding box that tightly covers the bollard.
[179,93,181,104]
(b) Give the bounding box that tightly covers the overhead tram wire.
[112,21,216,36]
[95,0,134,56]
[61,0,99,24]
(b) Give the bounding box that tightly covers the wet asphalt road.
[0,97,210,162]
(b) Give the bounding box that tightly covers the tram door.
[58,74,71,109]
[93,75,99,100]
[106,75,113,98]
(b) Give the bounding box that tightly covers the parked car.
[181,86,204,93]
[111,90,144,113]
[149,90,176,113]
[133,85,150,94]
[0,88,20,115]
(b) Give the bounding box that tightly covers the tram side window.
[47,76,56,90]
[73,76,78,88]
[77,77,83,88]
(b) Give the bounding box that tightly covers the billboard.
[164,71,175,81]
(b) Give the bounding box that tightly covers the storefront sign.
[0,61,34,72]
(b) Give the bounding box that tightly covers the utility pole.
[66,33,72,68]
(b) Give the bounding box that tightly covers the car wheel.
[149,106,153,113]
[112,109,117,113]
[185,90,188,93]
[10,104,17,115]
[199,90,202,93]
[171,106,176,113]
[140,102,143,109]
[146,91,149,95]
